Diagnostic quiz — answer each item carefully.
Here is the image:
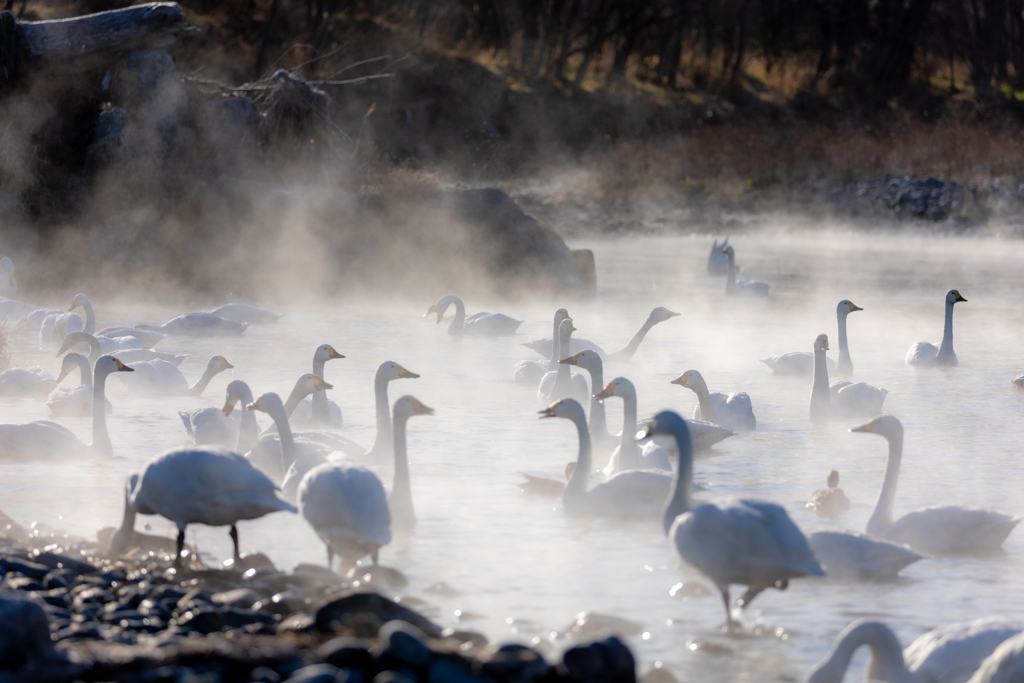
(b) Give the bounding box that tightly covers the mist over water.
[2,224,1024,681]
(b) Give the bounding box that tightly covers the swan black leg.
[174,528,185,568]
[720,587,741,632]
[229,524,240,563]
[738,585,767,609]
[326,547,333,571]
[372,549,379,566]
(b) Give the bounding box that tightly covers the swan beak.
[847,302,863,311]
[114,359,134,372]
[560,310,570,320]
[425,305,442,323]
[67,299,78,312]
[410,398,435,416]
[222,400,234,416]
[663,309,680,317]
[954,292,967,302]
[312,377,334,391]
[539,403,560,418]
[222,360,234,370]
[670,372,690,386]
[246,399,261,411]
[566,322,577,333]
[55,366,71,384]
[397,366,420,379]
[328,348,345,359]
[637,420,654,443]
[559,352,583,366]
[594,382,617,400]
[850,418,878,433]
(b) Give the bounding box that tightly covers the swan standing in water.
[644,410,823,628]
[521,307,679,362]
[707,237,729,275]
[109,445,296,567]
[806,470,850,517]
[0,356,132,459]
[292,344,345,429]
[513,308,568,384]
[538,318,589,404]
[57,332,185,366]
[811,334,887,421]
[906,289,967,367]
[426,294,523,336]
[593,378,671,474]
[540,399,672,516]
[761,300,861,377]
[207,303,282,324]
[120,356,233,398]
[806,618,1023,683]
[179,380,259,452]
[671,369,756,431]
[47,352,113,417]
[723,245,770,296]
[854,415,1022,554]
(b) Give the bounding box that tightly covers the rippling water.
[3,228,1024,681]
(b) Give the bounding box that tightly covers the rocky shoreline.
[0,517,640,683]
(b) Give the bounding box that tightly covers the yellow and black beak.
[538,402,560,419]
[114,358,134,372]
[559,352,583,366]
[847,302,863,311]
[246,398,261,412]
[328,347,345,359]
[850,418,878,433]
[954,292,967,302]
[594,382,617,400]
[397,366,420,379]
[222,399,235,416]
[637,419,655,443]
[670,372,690,386]
[410,398,435,416]
[312,377,334,391]
[221,359,234,370]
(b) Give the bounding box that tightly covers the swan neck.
[618,392,640,469]
[564,412,592,499]
[689,378,719,425]
[237,403,259,453]
[282,383,307,417]
[938,299,956,359]
[837,312,852,377]
[810,623,910,683]
[369,374,392,458]
[269,405,297,470]
[76,355,93,387]
[81,299,95,335]
[443,296,466,336]
[391,413,415,526]
[725,250,736,293]
[663,424,694,534]
[547,323,564,372]
[187,365,218,397]
[608,317,657,362]
[311,357,329,424]
[550,328,573,395]
[867,433,903,535]
[586,364,608,438]
[110,489,137,555]
[810,348,831,420]
[92,368,112,456]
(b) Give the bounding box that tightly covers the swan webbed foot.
[229,524,240,563]
[174,528,186,569]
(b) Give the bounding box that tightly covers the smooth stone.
[373,672,416,683]
[0,595,54,666]
[562,636,636,683]
[377,620,432,668]
[483,645,550,681]
[315,593,442,638]
[212,587,260,609]
[277,613,316,634]
[317,637,374,670]
[32,551,98,575]
[426,656,490,683]
[284,663,343,683]
[0,557,52,580]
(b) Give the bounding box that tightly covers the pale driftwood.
[14,3,192,75]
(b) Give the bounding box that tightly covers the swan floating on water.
[136,312,248,337]
[0,366,56,400]
[707,237,729,276]
[724,245,770,296]
[179,379,259,452]
[671,369,756,431]
[69,294,164,348]
[854,415,1022,555]
[47,352,113,417]
[806,470,850,517]
[513,308,568,384]
[1012,374,1024,389]
[207,303,282,325]
[806,618,1023,683]
[811,334,887,421]
[761,300,861,376]
[538,318,589,404]
[387,395,434,530]
[120,355,233,398]
[644,410,823,628]
[807,531,922,580]
[426,294,523,336]
[57,331,184,367]
[293,344,345,430]
[593,378,672,475]
[906,289,967,367]
[540,399,672,517]
[521,307,679,362]
[109,443,296,567]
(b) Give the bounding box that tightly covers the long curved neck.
[390,413,415,527]
[810,348,831,420]
[442,296,466,336]
[810,623,910,683]
[867,432,903,536]
[563,413,592,500]
[92,368,112,456]
[80,299,96,335]
[282,383,309,417]
[585,363,608,439]
[109,487,137,553]
[546,321,562,372]
[617,392,640,469]
[837,311,852,377]
[607,317,656,363]
[311,356,329,424]
[689,377,719,425]
[552,331,573,393]
[237,402,259,453]
[187,365,219,397]
[937,299,956,361]
[369,374,392,458]
[75,356,93,387]
[662,425,694,535]
[725,251,737,293]
[267,405,297,471]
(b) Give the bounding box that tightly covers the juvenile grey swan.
[760,300,861,376]
[521,307,679,361]
[426,294,523,336]
[671,369,756,431]
[810,334,887,421]
[806,618,1023,683]
[644,410,823,629]
[723,245,770,296]
[513,308,569,384]
[906,289,967,367]
[540,399,672,516]
[853,415,1022,555]
[707,237,729,275]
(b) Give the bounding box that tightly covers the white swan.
[0,257,16,296]
[0,355,132,459]
[293,344,345,429]
[968,632,1024,683]
[1012,374,1024,389]
[540,399,672,516]
[179,380,258,452]
[806,470,850,517]
[806,618,1023,683]
[387,395,433,530]
[247,391,332,502]
[57,331,183,366]
[723,245,770,296]
[761,300,861,376]
[427,294,523,336]
[513,308,568,384]
[906,289,967,366]
[810,334,887,421]
[854,415,1022,554]
[108,445,296,567]
[593,378,671,475]
[258,373,336,438]
[645,410,823,628]
[558,350,617,451]
[0,366,56,400]
[521,307,679,361]
[538,318,589,404]
[136,312,248,337]
[69,294,165,348]
[40,312,83,346]
[47,352,113,417]
[120,356,233,398]
[707,237,729,276]
[671,369,756,431]
[807,531,922,580]
[208,303,282,324]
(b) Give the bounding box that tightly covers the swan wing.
[113,349,187,365]
[0,420,85,459]
[121,360,189,397]
[832,381,888,416]
[179,407,235,448]
[737,279,771,296]
[0,367,57,398]
[711,391,756,431]
[577,470,673,516]
[760,352,837,375]
[521,337,607,360]
[808,530,922,580]
[638,442,672,471]
[298,463,391,546]
[153,313,248,337]
[905,617,1023,683]
[463,312,523,336]
[884,506,1023,555]
[512,359,546,384]
[208,303,282,324]
[906,341,939,366]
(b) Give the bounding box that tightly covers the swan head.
[594,377,635,401]
[394,395,434,419]
[539,398,586,421]
[55,352,87,384]
[555,308,570,323]
[314,344,345,362]
[208,356,234,372]
[247,392,285,416]
[850,415,902,441]
[222,380,253,416]
[56,331,97,358]
[637,410,689,444]
[838,300,862,314]
[425,304,443,323]
[827,470,839,488]
[670,370,703,389]
[297,373,333,395]
[558,319,577,338]
[947,289,967,304]
[650,307,680,322]
[722,245,734,256]
[379,361,420,381]
[559,350,600,371]
[97,356,133,376]
[814,334,830,352]
[69,293,90,312]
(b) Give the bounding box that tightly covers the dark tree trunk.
[873,0,934,105]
